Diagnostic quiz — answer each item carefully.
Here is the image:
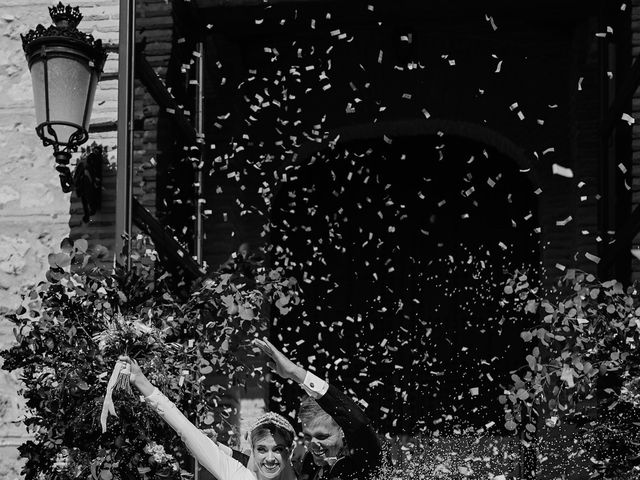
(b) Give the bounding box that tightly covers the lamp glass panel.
[30,54,94,145]
[83,71,98,130]
[29,58,47,132]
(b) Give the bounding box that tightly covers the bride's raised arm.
[119,356,255,480]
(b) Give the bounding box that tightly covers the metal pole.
[614,0,632,284]
[195,41,205,264]
[116,0,135,269]
[192,41,205,480]
[597,0,610,279]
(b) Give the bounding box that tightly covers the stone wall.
[0,0,175,474]
[0,1,120,478]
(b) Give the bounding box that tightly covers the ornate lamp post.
[22,3,107,193]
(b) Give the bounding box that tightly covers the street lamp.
[22,3,107,193]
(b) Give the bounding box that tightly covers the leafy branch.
[0,239,300,480]
[502,269,640,477]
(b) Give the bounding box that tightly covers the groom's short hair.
[298,395,336,427]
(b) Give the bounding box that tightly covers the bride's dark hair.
[249,412,296,448]
[250,424,294,448]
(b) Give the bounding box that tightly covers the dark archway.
[277,119,540,194]
[269,131,540,436]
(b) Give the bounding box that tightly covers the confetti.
[552,164,574,178]
[585,252,600,264]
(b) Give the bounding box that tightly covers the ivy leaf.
[504,420,517,431]
[268,270,281,280]
[221,295,234,308]
[12,327,21,343]
[48,253,71,269]
[60,237,73,254]
[526,355,536,370]
[278,294,290,306]
[99,470,113,480]
[74,239,89,254]
[238,305,255,321]
[524,299,538,314]
[117,291,128,304]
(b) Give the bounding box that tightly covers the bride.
[119,356,298,480]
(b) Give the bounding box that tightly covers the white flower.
[620,377,640,406]
[133,321,153,334]
[144,441,176,465]
[52,448,70,472]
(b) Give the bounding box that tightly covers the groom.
[254,338,381,480]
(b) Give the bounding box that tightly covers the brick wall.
[70,0,169,254]
[134,0,172,217]
[68,2,120,256]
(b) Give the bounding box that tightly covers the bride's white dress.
[145,388,257,480]
[144,371,328,480]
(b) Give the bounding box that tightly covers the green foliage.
[0,239,300,480]
[503,269,640,477]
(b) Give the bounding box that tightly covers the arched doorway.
[269,130,540,438]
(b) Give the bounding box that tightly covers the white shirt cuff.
[301,371,329,399]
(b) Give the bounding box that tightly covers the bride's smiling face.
[252,432,290,480]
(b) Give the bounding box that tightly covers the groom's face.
[302,416,344,466]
